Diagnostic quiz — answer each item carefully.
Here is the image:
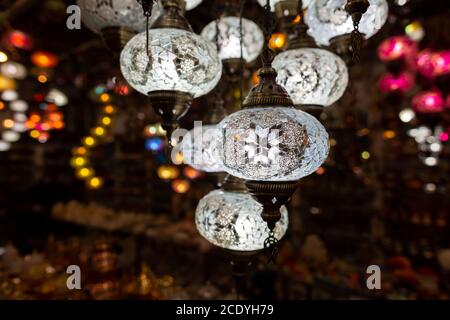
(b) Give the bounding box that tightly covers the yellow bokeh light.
[100,93,110,103]
[157,165,179,180]
[0,51,8,63]
[0,102,4,110]
[93,126,105,137]
[83,136,96,147]
[87,176,103,189]
[73,156,87,167]
[0,75,16,91]
[101,116,112,126]
[30,130,40,138]
[76,167,94,179]
[3,119,14,129]
[361,151,371,160]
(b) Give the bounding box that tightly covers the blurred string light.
[378,72,414,93]
[172,179,190,194]
[46,89,68,106]
[145,136,164,152]
[1,90,18,101]
[0,51,8,63]
[183,166,202,180]
[144,123,166,137]
[405,21,424,42]
[31,51,59,69]
[157,165,179,180]
[399,108,415,123]
[268,32,286,51]
[0,62,27,79]
[71,96,117,189]
[10,100,28,112]
[4,30,33,50]
[377,36,417,62]
[0,75,16,91]
[0,140,11,151]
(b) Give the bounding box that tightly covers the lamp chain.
[239,0,246,106]
[345,0,370,63]
[264,230,280,264]
[139,0,155,57]
[259,0,276,66]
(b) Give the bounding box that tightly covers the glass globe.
[305,0,389,46]
[180,124,223,173]
[196,189,288,251]
[219,107,329,181]
[201,16,264,63]
[77,0,161,34]
[185,0,203,10]
[120,28,222,98]
[273,48,348,107]
[257,0,312,12]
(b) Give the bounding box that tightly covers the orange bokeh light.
[269,33,287,50]
[31,51,59,68]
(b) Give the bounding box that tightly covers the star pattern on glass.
[244,125,281,166]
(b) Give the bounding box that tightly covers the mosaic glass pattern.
[273,48,348,107]
[201,16,264,63]
[120,28,222,97]
[196,189,288,251]
[305,0,388,46]
[219,107,329,181]
[77,0,161,34]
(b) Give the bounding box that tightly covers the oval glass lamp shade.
[305,0,389,46]
[273,48,348,107]
[201,17,264,63]
[219,107,329,181]
[120,28,222,98]
[196,190,288,252]
[77,0,160,34]
[180,124,223,173]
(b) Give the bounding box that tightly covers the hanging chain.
[239,0,246,106]
[140,0,154,57]
[350,15,363,62]
[264,230,280,264]
[258,0,276,66]
[345,0,370,63]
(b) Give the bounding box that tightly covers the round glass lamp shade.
[273,48,348,107]
[180,124,223,173]
[201,17,264,63]
[257,0,312,12]
[120,28,222,98]
[77,0,160,34]
[219,107,329,181]
[196,189,288,251]
[305,0,389,46]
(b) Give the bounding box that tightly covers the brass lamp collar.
[242,66,294,109]
[222,175,248,193]
[152,0,193,32]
